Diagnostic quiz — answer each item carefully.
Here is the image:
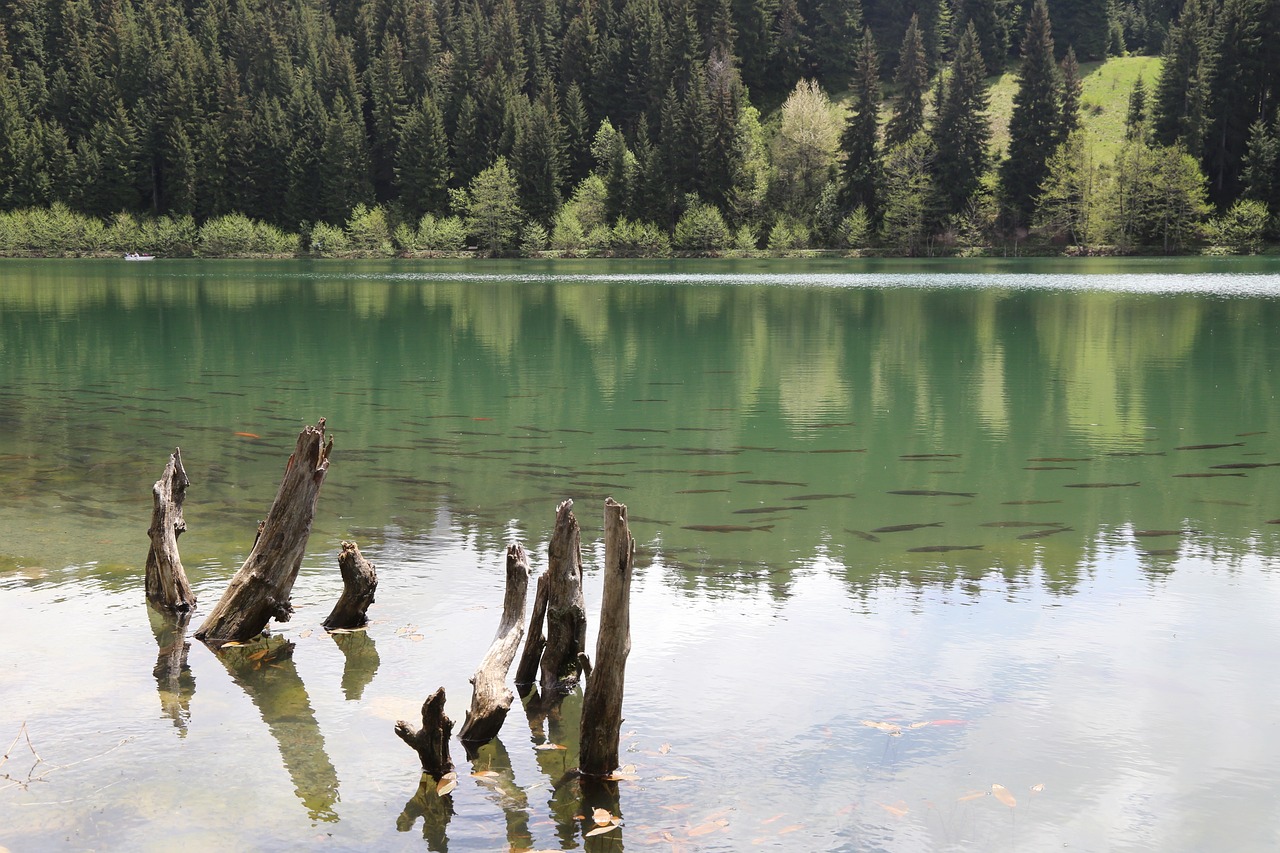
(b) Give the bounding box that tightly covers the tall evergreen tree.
[1126,76,1147,140]
[1059,46,1081,139]
[932,22,990,217]
[771,0,809,92]
[397,92,451,217]
[839,27,881,217]
[1000,0,1061,225]
[512,91,565,225]
[886,14,928,149]
[955,0,1004,74]
[812,0,863,87]
[1240,117,1278,211]
[1151,0,1216,160]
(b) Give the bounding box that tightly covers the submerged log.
[145,447,196,613]
[579,498,635,778]
[195,420,332,644]
[459,543,531,746]
[540,499,588,696]
[514,572,548,692]
[396,687,455,778]
[323,540,377,630]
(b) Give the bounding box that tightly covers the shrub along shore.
[0,202,1273,261]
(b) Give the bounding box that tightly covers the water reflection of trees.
[5,264,1280,600]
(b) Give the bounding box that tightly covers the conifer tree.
[955,0,1004,75]
[886,14,928,149]
[1151,0,1216,160]
[932,23,990,217]
[1059,46,1081,139]
[317,93,374,223]
[1240,118,1278,211]
[1000,0,1061,225]
[812,0,864,87]
[839,27,881,217]
[397,92,451,218]
[1125,76,1147,140]
[512,92,565,225]
[771,0,809,92]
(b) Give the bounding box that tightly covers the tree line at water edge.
[0,0,1278,257]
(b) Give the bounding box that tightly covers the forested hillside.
[0,0,1277,255]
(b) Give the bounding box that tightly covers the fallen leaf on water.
[299,629,312,638]
[761,814,785,824]
[992,784,1016,808]
[777,824,803,835]
[654,775,688,782]
[1030,783,1045,793]
[659,743,672,754]
[407,634,425,642]
[607,771,640,781]
[585,824,619,837]
[471,770,500,778]
[234,432,260,439]
[437,773,458,796]
[535,743,567,751]
[592,807,615,826]
[879,801,909,818]
[219,641,244,648]
[247,649,269,661]
[957,791,987,802]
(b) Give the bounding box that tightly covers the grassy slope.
[987,55,1163,163]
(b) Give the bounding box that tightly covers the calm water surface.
[3,258,1280,851]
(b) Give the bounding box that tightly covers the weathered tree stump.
[579,498,635,778]
[540,499,588,696]
[396,687,455,778]
[323,540,377,630]
[514,572,548,692]
[195,420,332,645]
[459,543,531,746]
[145,447,196,613]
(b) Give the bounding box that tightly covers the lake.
[3,257,1280,851]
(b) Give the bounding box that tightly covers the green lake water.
[2,257,1280,850]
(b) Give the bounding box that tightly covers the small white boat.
[124,252,156,261]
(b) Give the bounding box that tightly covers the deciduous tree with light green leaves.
[452,157,525,253]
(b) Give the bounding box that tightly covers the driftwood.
[145,447,196,613]
[514,572,548,691]
[539,499,588,696]
[396,687,455,778]
[323,541,377,630]
[459,543,531,746]
[195,420,332,644]
[579,498,635,778]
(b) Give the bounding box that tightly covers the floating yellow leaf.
[957,791,987,802]
[659,743,671,754]
[585,824,619,837]
[247,649,269,661]
[1030,783,1045,793]
[878,801,909,818]
[299,629,312,638]
[408,634,425,642]
[219,641,243,648]
[607,771,640,781]
[592,808,614,826]
[436,774,457,797]
[991,784,1016,808]
[471,770,500,779]
[534,743,567,751]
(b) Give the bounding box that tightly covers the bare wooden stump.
[540,499,588,696]
[323,541,377,630]
[459,543,531,745]
[579,498,635,778]
[145,447,196,613]
[195,420,332,644]
[514,572,548,692]
[396,687,455,778]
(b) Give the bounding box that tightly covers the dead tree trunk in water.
[579,498,635,778]
[396,687,455,778]
[145,448,196,613]
[195,420,333,645]
[514,572,548,692]
[459,543,531,746]
[323,541,377,630]
[540,499,588,696]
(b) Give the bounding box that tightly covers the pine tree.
[397,92,451,217]
[317,93,374,223]
[955,0,1004,75]
[885,14,928,149]
[1059,46,1081,139]
[1000,0,1061,226]
[561,83,593,186]
[1240,118,1278,211]
[512,92,565,225]
[771,0,808,92]
[452,93,485,188]
[839,27,881,217]
[932,23,990,217]
[812,0,864,87]
[1151,0,1216,160]
[1125,76,1147,140]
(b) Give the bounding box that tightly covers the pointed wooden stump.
[396,687,455,778]
[579,498,634,778]
[540,499,588,696]
[459,543,531,745]
[195,420,332,644]
[323,541,377,630]
[145,447,196,613]
[514,571,548,693]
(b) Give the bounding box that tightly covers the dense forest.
[0,0,1278,255]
